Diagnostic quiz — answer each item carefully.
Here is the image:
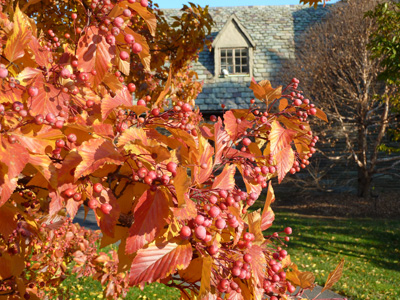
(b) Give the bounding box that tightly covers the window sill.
[219,74,250,78]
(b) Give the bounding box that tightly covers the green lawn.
[60,211,400,300]
[270,211,400,300]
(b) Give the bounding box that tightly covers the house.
[163,5,330,114]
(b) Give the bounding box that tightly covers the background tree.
[366,0,400,154]
[281,0,400,198]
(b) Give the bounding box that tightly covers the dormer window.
[221,48,249,75]
[212,14,255,78]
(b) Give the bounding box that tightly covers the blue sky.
[156,0,340,9]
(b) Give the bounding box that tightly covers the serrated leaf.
[322,258,345,293]
[76,26,112,88]
[224,110,252,140]
[198,255,213,299]
[249,78,282,102]
[101,87,133,120]
[212,164,235,190]
[125,189,170,254]
[74,139,124,181]
[25,72,69,116]
[0,204,19,238]
[4,6,31,62]
[194,136,214,184]
[269,121,296,155]
[247,210,264,245]
[248,245,266,287]
[173,166,191,206]
[261,182,275,231]
[275,145,295,183]
[129,238,192,286]
[178,257,203,283]
[117,127,147,147]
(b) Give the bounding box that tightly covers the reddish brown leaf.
[212,164,236,191]
[269,121,296,155]
[74,139,124,181]
[0,253,25,280]
[154,67,172,107]
[173,166,191,207]
[127,2,157,36]
[214,118,230,165]
[315,107,328,122]
[125,189,170,254]
[101,87,133,120]
[129,238,192,286]
[117,127,147,147]
[198,255,213,299]
[275,145,295,183]
[76,26,112,88]
[278,98,288,111]
[194,136,214,184]
[261,182,275,231]
[66,198,81,220]
[322,258,345,293]
[14,126,63,154]
[0,138,29,206]
[224,110,252,140]
[0,204,19,238]
[248,245,266,287]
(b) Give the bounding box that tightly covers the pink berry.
[181,103,192,112]
[209,195,218,204]
[101,203,112,215]
[0,66,9,78]
[140,0,148,7]
[119,51,129,61]
[67,133,77,143]
[60,68,71,79]
[28,86,39,97]
[88,199,98,209]
[243,137,251,146]
[232,267,241,277]
[243,254,252,263]
[123,8,132,17]
[124,34,135,44]
[56,139,65,148]
[113,17,124,28]
[284,227,292,235]
[45,113,56,123]
[180,226,191,239]
[215,218,226,229]
[207,245,219,256]
[106,34,116,45]
[210,115,217,122]
[294,99,302,106]
[194,226,206,240]
[132,42,142,54]
[309,108,317,115]
[93,183,103,193]
[208,206,220,218]
[137,99,146,106]
[166,162,177,173]
[195,215,205,226]
[128,83,136,92]
[71,13,77,20]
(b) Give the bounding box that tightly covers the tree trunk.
[357,168,372,198]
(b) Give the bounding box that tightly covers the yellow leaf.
[198,256,213,299]
[322,258,345,293]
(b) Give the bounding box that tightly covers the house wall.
[167,5,330,112]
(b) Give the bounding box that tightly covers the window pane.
[235,66,241,73]
[221,50,226,57]
[227,57,233,65]
[235,57,241,65]
[242,65,249,73]
[235,49,241,57]
[241,49,247,56]
[241,57,247,65]
[227,65,233,73]
[227,50,232,57]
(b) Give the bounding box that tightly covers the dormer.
[212,14,256,78]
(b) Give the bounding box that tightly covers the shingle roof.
[163,5,330,112]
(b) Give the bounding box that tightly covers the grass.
[60,211,400,300]
[270,211,400,300]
